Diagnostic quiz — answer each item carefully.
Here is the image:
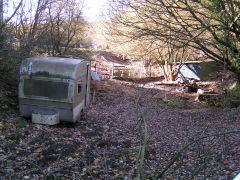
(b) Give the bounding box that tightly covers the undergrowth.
[158,98,189,109]
[224,82,240,108]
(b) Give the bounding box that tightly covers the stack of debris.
[197,89,221,106]
[178,78,198,93]
[176,77,221,106]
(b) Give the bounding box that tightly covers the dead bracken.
[1,76,240,179]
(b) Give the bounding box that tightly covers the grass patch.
[14,118,28,128]
[159,99,189,109]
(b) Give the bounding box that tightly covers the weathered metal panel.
[19,56,83,80]
[85,64,91,106]
[19,104,73,122]
[73,61,91,108]
[19,98,72,109]
[73,75,87,107]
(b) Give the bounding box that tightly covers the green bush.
[223,97,232,108]
[14,118,28,128]
[224,82,240,108]
[228,82,240,98]
[0,32,5,49]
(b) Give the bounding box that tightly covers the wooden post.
[111,64,114,78]
[149,65,152,77]
[140,66,142,79]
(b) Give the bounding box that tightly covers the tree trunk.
[0,0,3,27]
[170,72,175,82]
[170,70,178,81]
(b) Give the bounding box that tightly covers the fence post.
[140,66,142,79]
[150,65,152,77]
[111,64,114,78]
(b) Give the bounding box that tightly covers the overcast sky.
[82,0,109,22]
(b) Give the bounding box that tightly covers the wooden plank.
[113,65,126,67]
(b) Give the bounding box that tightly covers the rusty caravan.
[19,56,90,124]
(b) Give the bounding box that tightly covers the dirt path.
[1,78,240,179]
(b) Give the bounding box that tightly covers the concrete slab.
[32,110,59,125]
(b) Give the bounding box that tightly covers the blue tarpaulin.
[92,72,100,81]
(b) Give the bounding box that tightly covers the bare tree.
[12,0,86,57]
[108,0,240,78]
[105,0,192,81]
[156,43,190,81]
[0,0,23,30]
[0,0,3,24]
[13,0,50,55]
[38,0,85,56]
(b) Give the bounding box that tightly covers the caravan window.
[24,79,68,99]
[77,80,83,94]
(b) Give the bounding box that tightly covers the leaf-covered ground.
[0,78,240,179]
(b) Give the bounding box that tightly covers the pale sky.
[82,0,109,22]
[6,0,109,23]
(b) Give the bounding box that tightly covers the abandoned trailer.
[19,56,90,125]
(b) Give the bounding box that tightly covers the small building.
[19,56,90,124]
[179,60,223,81]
